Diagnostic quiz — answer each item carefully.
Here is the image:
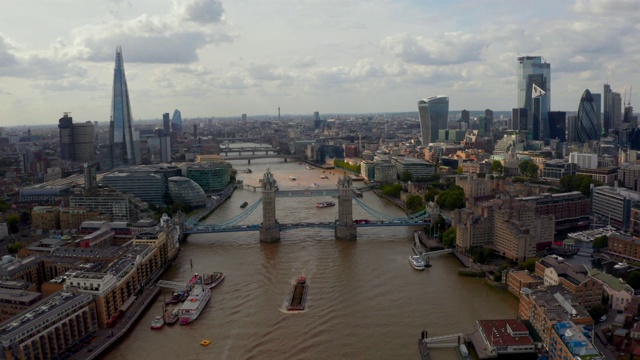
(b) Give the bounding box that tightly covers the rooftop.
[478,319,534,347]
[589,269,634,293]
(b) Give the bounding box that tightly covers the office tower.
[511,108,528,133]
[84,162,96,190]
[417,96,449,145]
[547,111,566,142]
[567,115,577,143]
[241,113,247,122]
[109,46,137,166]
[576,89,600,143]
[162,113,171,135]
[193,124,198,138]
[460,109,470,130]
[58,113,74,162]
[612,92,622,129]
[517,56,550,141]
[624,105,638,128]
[592,93,601,124]
[73,121,95,163]
[171,109,182,133]
[603,84,612,135]
[485,109,494,123]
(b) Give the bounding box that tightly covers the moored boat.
[179,285,211,325]
[164,308,179,325]
[168,292,181,304]
[409,255,426,270]
[202,272,225,289]
[315,201,335,208]
[150,315,165,330]
[287,276,308,311]
[177,291,189,302]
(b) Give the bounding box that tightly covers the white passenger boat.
[409,255,426,270]
[179,285,211,325]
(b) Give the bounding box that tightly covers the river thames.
[106,154,518,360]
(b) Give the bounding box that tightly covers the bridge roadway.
[221,154,302,161]
[184,219,429,234]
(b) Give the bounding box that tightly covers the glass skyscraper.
[417,96,449,145]
[109,46,137,166]
[171,109,182,133]
[576,89,600,143]
[517,56,550,141]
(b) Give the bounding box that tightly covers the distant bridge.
[221,154,302,163]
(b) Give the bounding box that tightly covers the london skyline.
[1,0,638,126]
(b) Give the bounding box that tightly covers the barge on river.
[287,276,308,311]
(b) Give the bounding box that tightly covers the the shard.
[109,46,137,166]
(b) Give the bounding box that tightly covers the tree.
[593,235,608,250]
[6,214,19,234]
[588,304,605,321]
[626,270,640,290]
[424,188,440,202]
[489,160,504,175]
[405,195,424,214]
[401,170,414,182]
[381,183,402,198]
[456,166,463,175]
[441,226,456,247]
[518,159,538,179]
[7,242,22,254]
[20,211,30,224]
[435,185,465,210]
[559,174,603,197]
[517,258,539,272]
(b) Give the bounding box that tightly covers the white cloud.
[380,32,489,66]
[173,0,225,24]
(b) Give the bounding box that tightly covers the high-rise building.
[603,84,612,135]
[109,46,137,167]
[517,56,550,141]
[510,108,528,132]
[576,89,600,143]
[58,113,74,162]
[171,109,182,133]
[162,113,171,135]
[547,111,566,142]
[592,92,601,124]
[58,113,95,163]
[612,91,622,129]
[73,121,95,163]
[417,96,449,145]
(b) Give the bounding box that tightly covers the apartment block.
[576,167,618,186]
[0,291,98,360]
[535,256,603,310]
[505,270,543,296]
[59,207,102,230]
[592,186,640,231]
[607,233,640,261]
[518,286,592,348]
[30,206,60,230]
[589,269,634,311]
[548,322,603,360]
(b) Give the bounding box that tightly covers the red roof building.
[476,319,535,355]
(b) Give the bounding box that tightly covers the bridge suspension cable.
[352,197,407,221]
[194,198,263,228]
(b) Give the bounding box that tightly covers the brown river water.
[106,154,518,360]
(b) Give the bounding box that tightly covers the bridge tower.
[335,174,357,240]
[260,169,281,243]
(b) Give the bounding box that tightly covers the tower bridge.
[183,170,448,242]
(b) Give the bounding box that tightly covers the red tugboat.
[287,276,308,311]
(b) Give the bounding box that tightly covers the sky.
[1,0,639,126]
